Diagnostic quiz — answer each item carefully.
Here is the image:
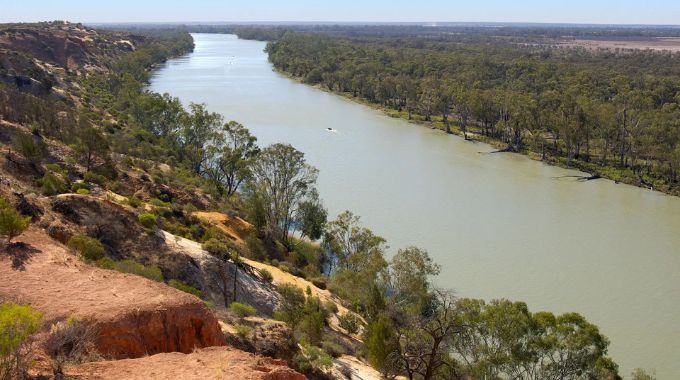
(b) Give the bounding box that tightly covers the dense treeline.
[253,30,680,194]
[180,23,680,40]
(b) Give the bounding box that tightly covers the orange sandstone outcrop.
[0,229,225,359]
[65,346,306,380]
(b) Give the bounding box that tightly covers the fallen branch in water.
[551,173,601,181]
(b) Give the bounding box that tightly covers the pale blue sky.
[2,0,679,25]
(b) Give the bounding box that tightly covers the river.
[149,33,680,378]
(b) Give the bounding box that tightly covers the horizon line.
[7,20,680,28]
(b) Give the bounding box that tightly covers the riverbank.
[270,67,678,197]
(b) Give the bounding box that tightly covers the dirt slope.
[193,211,364,336]
[193,211,252,246]
[64,346,305,380]
[0,228,225,359]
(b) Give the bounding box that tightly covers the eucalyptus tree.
[244,143,319,249]
[203,121,260,197]
[179,103,223,174]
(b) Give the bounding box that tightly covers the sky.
[2,0,680,25]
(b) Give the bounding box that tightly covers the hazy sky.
[2,0,680,25]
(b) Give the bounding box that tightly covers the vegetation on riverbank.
[232,28,680,195]
[0,22,659,379]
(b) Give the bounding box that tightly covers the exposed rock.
[225,317,299,361]
[64,346,306,380]
[161,231,281,316]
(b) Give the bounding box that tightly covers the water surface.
[150,33,680,378]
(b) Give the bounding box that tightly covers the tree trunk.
[232,262,238,303]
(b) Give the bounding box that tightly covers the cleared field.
[557,37,680,51]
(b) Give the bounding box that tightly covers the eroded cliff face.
[94,302,225,359]
[0,229,225,359]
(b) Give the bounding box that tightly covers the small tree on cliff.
[0,196,31,244]
[75,122,109,172]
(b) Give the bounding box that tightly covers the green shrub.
[321,338,346,358]
[230,302,256,317]
[202,238,232,258]
[292,346,333,374]
[258,268,273,284]
[67,235,105,262]
[324,300,338,314]
[38,172,67,195]
[84,171,107,186]
[338,312,360,335]
[149,198,170,207]
[71,182,90,192]
[274,284,306,327]
[13,133,43,163]
[182,203,198,214]
[44,163,65,174]
[234,324,251,338]
[114,260,163,282]
[107,180,122,192]
[138,213,157,229]
[297,310,325,346]
[245,234,266,261]
[0,303,43,379]
[366,315,394,371]
[127,196,142,208]
[169,279,202,297]
[0,197,31,243]
[95,257,115,269]
[76,188,90,195]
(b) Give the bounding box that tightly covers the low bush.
[274,284,306,327]
[0,303,43,379]
[169,279,202,297]
[321,337,346,358]
[234,324,251,338]
[259,268,274,284]
[230,302,256,317]
[127,196,142,208]
[67,235,104,262]
[245,234,267,261]
[95,257,115,269]
[291,346,333,375]
[0,197,31,243]
[203,238,232,258]
[323,301,338,314]
[137,213,157,229]
[71,182,90,193]
[114,259,164,282]
[13,133,43,163]
[38,172,67,196]
[149,198,170,207]
[76,188,90,195]
[42,315,96,375]
[83,171,107,186]
[338,312,360,335]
